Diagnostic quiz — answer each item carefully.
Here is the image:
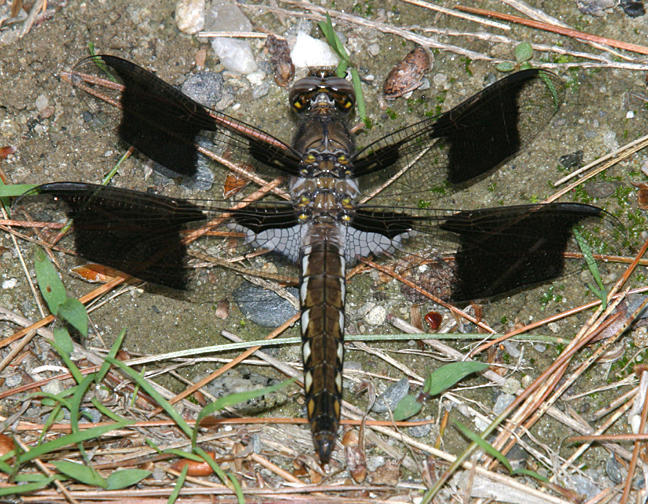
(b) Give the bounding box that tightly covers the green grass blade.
[18,421,129,463]
[104,356,193,438]
[454,421,513,472]
[573,227,607,309]
[168,464,188,504]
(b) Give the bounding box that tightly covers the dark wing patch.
[70,55,301,180]
[439,203,604,300]
[16,182,206,289]
[231,204,299,233]
[351,209,414,239]
[354,69,564,205]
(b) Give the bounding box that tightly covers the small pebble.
[407,417,433,438]
[501,340,520,358]
[502,378,521,395]
[4,373,22,388]
[546,322,560,334]
[35,94,48,113]
[2,278,17,289]
[493,392,515,414]
[366,455,385,472]
[364,305,387,326]
[558,150,583,169]
[372,377,409,413]
[205,0,258,74]
[181,71,224,109]
[175,0,205,34]
[42,379,63,395]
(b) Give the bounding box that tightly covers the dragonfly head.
[290,72,355,115]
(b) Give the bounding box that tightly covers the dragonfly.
[12,55,618,464]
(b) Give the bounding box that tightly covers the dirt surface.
[1,0,648,498]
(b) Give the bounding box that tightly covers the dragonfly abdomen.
[299,239,346,464]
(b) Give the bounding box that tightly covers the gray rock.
[233,282,298,327]
[182,71,224,109]
[372,377,409,413]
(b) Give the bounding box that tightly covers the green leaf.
[52,328,83,383]
[0,183,37,197]
[70,375,96,461]
[106,469,151,489]
[538,70,562,111]
[514,42,533,63]
[58,297,89,337]
[54,326,74,355]
[423,361,489,396]
[52,460,107,488]
[495,61,515,72]
[34,247,67,315]
[393,393,422,421]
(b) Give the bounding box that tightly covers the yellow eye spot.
[338,155,347,164]
[298,213,309,221]
[293,101,302,110]
[305,154,316,163]
[344,100,352,109]
[342,214,351,222]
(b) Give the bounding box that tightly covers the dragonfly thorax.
[291,175,359,224]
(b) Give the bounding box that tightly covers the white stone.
[290,32,339,68]
[205,0,257,74]
[246,70,265,86]
[2,278,17,289]
[175,0,205,34]
[364,305,387,326]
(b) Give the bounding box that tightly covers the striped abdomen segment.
[300,241,346,464]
